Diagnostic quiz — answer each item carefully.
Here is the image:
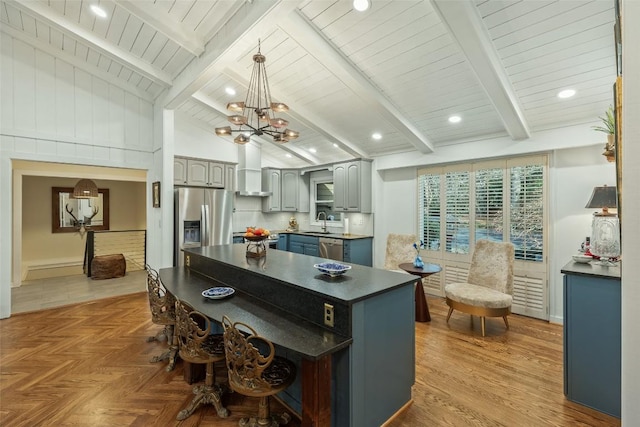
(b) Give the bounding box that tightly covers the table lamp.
[585,185,620,266]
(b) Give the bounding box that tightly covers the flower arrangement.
[412,240,425,268]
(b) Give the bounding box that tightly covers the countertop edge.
[561,260,621,279]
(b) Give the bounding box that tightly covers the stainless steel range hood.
[236,142,271,197]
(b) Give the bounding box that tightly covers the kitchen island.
[160,244,417,427]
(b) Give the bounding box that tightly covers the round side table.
[398,263,442,322]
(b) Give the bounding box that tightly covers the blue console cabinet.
[562,262,620,418]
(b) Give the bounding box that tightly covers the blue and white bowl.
[314,262,352,277]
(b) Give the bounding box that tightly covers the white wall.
[174,112,238,162]
[548,145,616,323]
[0,34,154,318]
[621,0,640,422]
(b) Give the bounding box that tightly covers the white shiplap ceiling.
[0,0,617,167]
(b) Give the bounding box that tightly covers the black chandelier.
[215,41,299,144]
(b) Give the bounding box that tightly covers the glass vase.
[413,255,424,269]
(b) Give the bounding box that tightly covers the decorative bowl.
[572,254,593,264]
[314,262,352,277]
[244,235,268,242]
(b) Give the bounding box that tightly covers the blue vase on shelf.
[413,255,424,269]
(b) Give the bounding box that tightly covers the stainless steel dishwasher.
[319,238,343,261]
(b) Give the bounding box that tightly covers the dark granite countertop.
[233,230,373,240]
[159,267,352,360]
[186,244,414,304]
[561,260,621,279]
[279,230,373,240]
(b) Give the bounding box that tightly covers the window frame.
[309,172,343,228]
[417,156,547,264]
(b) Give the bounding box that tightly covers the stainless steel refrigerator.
[174,188,234,266]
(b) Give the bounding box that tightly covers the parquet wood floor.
[0,292,620,426]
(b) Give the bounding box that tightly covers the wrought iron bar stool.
[222,315,296,427]
[145,265,179,371]
[175,300,229,421]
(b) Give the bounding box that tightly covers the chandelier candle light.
[215,41,299,145]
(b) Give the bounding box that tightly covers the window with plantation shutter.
[417,156,548,320]
[418,174,441,251]
[475,168,504,243]
[445,171,470,254]
[510,164,544,262]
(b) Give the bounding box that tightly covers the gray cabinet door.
[262,169,281,212]
[187,160,208,186]
[290,241,304,254]
[225,164,236,192]
[345,162,361,211]
[174,158,188,185]
[333,163,347,211]
[208,162,225,188]
[281,169,299,211]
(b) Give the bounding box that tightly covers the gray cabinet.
[208,162,225,188]
[174,158,188,185]
[333,160,372,213]
[225,164,236,192]
[562,263,620,418]
[288,234,319,256]
[277,234,289,250]
[262,168,309,213]
[282,234,372,266]
[174,157,234,189]
[187,159,224,187]
[262,168,282,212]
[343,238,373,266]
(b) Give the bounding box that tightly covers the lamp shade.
[73,179,98,199]
[585,185,617,211]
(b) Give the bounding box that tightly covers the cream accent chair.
[384,233,418,273]
[445,240,515,337]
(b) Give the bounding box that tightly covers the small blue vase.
[413,255,424,269]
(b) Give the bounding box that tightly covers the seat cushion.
[262,356,296,387]
[445,282,512,309]
[201,334,225,356]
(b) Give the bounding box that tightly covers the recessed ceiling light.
[372,132,382,140]
[557,89,576,99]
[333,143,339,148]
[90,4,107,18]
[286,154,292,158]
[309,148,317,153]
[353,0,370,12]
[448,115,461,123]
[225,87,236,96]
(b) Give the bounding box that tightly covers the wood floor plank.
[1,291,620,426]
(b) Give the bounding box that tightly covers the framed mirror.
[52,187,110,233]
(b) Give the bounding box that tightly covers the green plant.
[592,105,615,134]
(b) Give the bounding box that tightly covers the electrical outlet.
[185,255,190,267]
[323,303,334,327]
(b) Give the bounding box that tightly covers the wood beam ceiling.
[280,10,436,155]
[432,0,530,140]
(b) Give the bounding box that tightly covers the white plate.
[202,287,235,299]
[572,255,593,264]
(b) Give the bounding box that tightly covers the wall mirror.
[52,187,110,233]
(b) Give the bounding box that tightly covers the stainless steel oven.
[319,238,343,261]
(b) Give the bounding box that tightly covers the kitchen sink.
[302,231,332,235]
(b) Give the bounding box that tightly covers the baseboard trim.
[381,398,413,427]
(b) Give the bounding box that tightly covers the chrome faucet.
[317,212,327,232]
